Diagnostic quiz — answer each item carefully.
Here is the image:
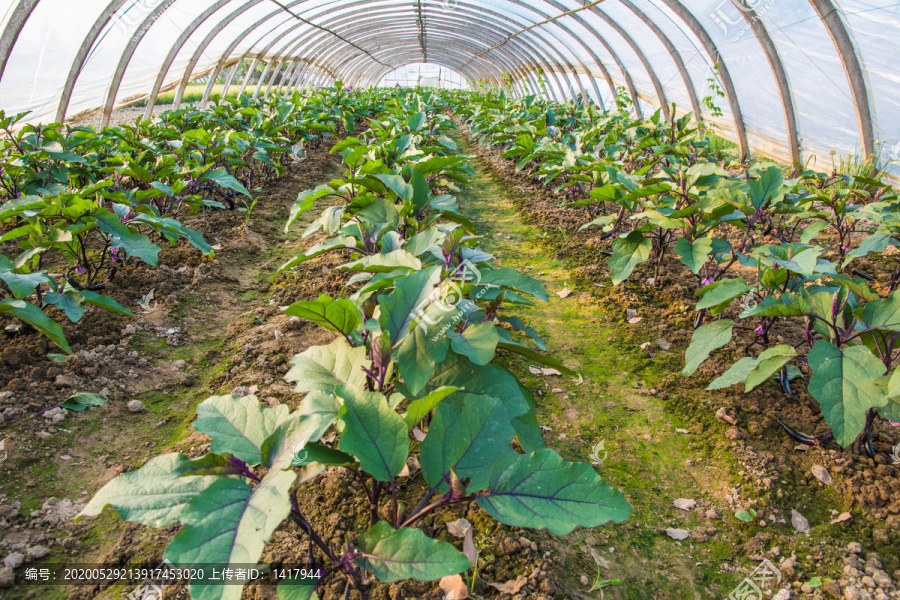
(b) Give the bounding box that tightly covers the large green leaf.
[747,166,784,209]
[682,319,734,376]
[421,395,515,492]
[260,412,335,472]
[378,266,441,344]
[278,235,358,273]
[674,237,712,275]
[337,387,408,481]
[0,298,71,353]
[193,395,291,466]
[202,167,252,198]
[0,271,51,299]
[44,291,86,322]
[79,453,217,527]
[285,294,361,336]
[402,385,460,430]
[61,392,108,412]
[695,278,749,314]
[395,313,451,396]
[476,449,631,535]
[707,345,796,392]
[807,342,887,447]
[609,231,652,285]
[284,338,370,394]
[79,289,133,316]
[861,290,900,332]
[357,521,470,582]
[475,267,548,301]
[447,321,499,366]
[342,249,422,273]
[285,185,336,232]
[165,470,295,600]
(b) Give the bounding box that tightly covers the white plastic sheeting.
[381,64,468,89]
[0,0,897,173]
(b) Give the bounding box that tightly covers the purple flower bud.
[701,277,714,286]
[754,325,765,334]
[842,245,850,251]
[75,267,86,275]
[800,223,808,229]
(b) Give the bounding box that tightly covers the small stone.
[872,530,890,545]
[42,407,66,424]
[725,427,746,440]
[126,400,146,413]
[35,431,51,441]
[580,575,589,586]
[3,553,23,569]
[872,571,891,587]
[802,583,813,593]
[0,567,12,588]
[716,407,738,425]
[812,464,833,485]
[231,386,250,398]
[773,589,791,600]
[54,374,77,387]
[274,329,284,340]
[791,509,810,533]
[705,509,720,520]
[25,546,49,560]
[821,581,841,599]
[673,499,696,511]
[665,528,690,540]
[124,324,136,335]
[843,586,862,600]
[848,542,863,554]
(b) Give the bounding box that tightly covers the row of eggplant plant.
[0,84,372,352]
[79,88,631,600]
[444,88,900,453]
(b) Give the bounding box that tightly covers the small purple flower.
[110,247,122,263]
[343,84,354,92]
[701,277,714,286]
[74,266,86,275]
[801,223,808,229]
[890,420,900,427]
[754,325,765,334]
[842,245,850,252]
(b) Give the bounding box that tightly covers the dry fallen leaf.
[628,317,643,324]
[588,547,609,569]
[445,518,472,538]
[626,309,638,319]
[529,366,562,376]
[439,575,469,600]
[791,508,810,533]
[656,338,671,350]
[811,464,833,485]
[528,366,542,375]
[557,288,572,299]
[463,527,478,566]
[831,512,852,524]
[666,528,690,540]
[411,427,426,442]
[397,463,410,477]
[489,575,528,595]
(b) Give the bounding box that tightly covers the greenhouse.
[0,1,899,599]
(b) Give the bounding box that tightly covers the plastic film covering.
[0,0,897,174]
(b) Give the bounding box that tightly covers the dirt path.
[449,130,762,599]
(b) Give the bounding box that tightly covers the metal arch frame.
[141,0,257,120]
[305,1,589,99]
[242,0,585,101]
[808,0,875,157]
[0,0,38,83]
[248,5,558,99]
[263,1,576,101]
[581,4,670,119]
[198,0,309,108]
[184,0,510,98]
[618,0,701,124]
[656,0,749,158]
[99,0,183,127]
[55,0,128,123]
[731,0,800,165]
